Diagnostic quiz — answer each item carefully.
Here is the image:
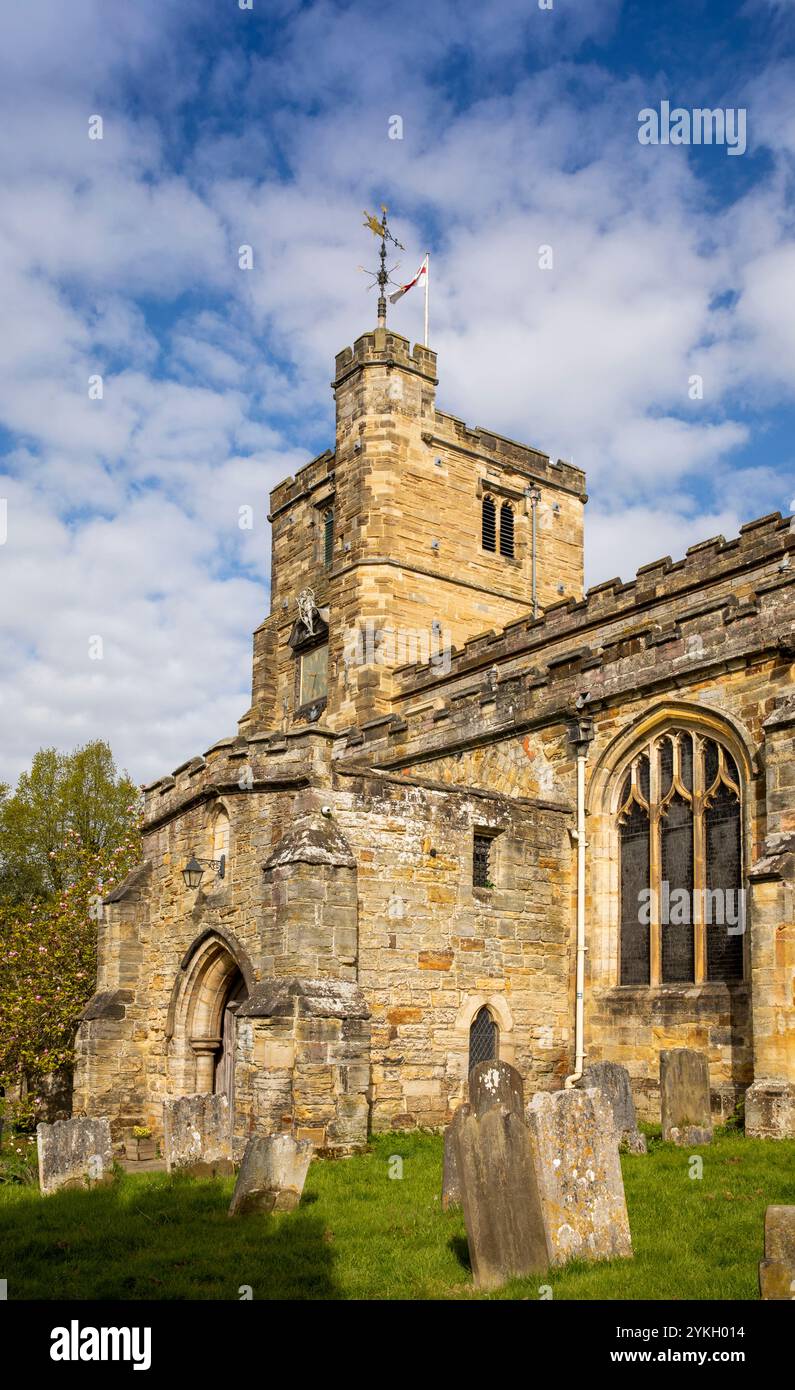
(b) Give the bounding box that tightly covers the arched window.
[618,732,743,986]
[482,495,496,552]
[468,1006,498,1073]
[499,502,515,558]
[323,509,334,568]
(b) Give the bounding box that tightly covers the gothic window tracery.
[618,731,743,986]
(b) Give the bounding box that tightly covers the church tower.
[239,327,586,737]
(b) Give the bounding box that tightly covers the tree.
[0,742,140,902]
[0,741,142,1124]
[0,827,142,1125]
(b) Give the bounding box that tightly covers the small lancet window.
[482,495,496,552]
[468,1007,498,1074]
[499,502,515,558]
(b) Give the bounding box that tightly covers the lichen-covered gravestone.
[228,1134,312,1215]
[453,1105,550,1290]
[163,1094,234,1176]
[443,1061,525,1211]
[468,1059,524,1119]
[441,1102,470,1211]
[659,1049,713,1146]
[759,1205,795,1301]
[579,1062,647,1154]
[36,1116,113,1195]
[525,1088,632,1265]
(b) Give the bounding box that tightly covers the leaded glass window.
[618,732,743,985]
[473,833,492,887]
[468,1007,498,1073]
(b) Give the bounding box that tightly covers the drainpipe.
[526,486,541,617]
[565,712,594,1089]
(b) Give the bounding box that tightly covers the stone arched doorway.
[213,970,247,1106]
[167,930,253,1113]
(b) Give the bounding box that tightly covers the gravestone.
[453,1106,550,1290]
[759,1205,795,1301]
[228,1134,312,1215]
[659,1049,713,1145]
[441,1103,470,1211]
[163,1094,234,1176]
[525,1088,633,1265]
[36,1116,113,1195]
[443,1062,525,1211]
[579,1062,647,1154]
[468,1059,524,1119]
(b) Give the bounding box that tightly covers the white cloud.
[0,0,793,786]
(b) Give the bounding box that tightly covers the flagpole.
[424,252,429,347]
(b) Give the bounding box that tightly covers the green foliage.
[0,1130,792,1299]
[0,741,140,903]
[0,1135,38,1186]
[0,743,142,1124]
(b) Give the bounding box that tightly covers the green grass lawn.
[1,1128,793,1300]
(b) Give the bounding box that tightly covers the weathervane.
[360,206,405,328]
[360,205,430,344]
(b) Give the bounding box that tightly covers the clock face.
[300,644,329,705]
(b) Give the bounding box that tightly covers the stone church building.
[74,327,795,1151]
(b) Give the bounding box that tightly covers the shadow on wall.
[0,1173,338,1300]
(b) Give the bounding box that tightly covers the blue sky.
[0,0,793,785]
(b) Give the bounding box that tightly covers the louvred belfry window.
[323,509,334,568]
[482,495,496,551]
[499,502,514,558]
[618,732,744,986]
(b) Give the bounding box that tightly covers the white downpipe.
[565,739,588,1088]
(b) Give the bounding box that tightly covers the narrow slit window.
[473,832,493,887]
[482,495,496,552]
[323,509,334,568]
[499,502,515,558]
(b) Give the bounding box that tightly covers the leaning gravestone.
[468,1059,524,1119]
[526,1088,633,1265]
[759,1205,795,1301]
[453,1106,550,1290]
[441,1103,470,1211]
[579,1062,647,1154]
[229,1133,312,1216]
[37,1116,113,1195]
[163,1094,234,1176]
[659,1049,713,1146]
[443,1061,525,1211]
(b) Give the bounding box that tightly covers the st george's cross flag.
[389,253,429,304]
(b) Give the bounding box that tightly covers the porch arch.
[167,929,253,1097]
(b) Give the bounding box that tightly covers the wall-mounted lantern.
[182,851,225,890]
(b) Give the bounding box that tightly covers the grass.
[1,1127,793,1300]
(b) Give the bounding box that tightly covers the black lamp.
[182,851,225,890]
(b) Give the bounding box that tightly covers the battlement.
[392,511,794,695]
[333,329,437,386]
[269,449,335,518]
[430,412,586,498]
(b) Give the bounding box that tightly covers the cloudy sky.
[0,0,793,786]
